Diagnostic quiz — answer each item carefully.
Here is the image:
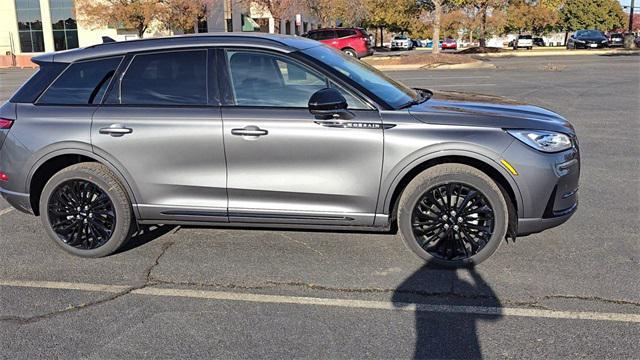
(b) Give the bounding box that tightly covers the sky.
[619,0,632,8]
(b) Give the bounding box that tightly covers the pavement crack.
[0,236,179,326]
[541,294,640,307]
[280,233,324,257]
[145,237,177,284]
[0,287,136,325]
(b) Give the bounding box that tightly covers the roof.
[32,33,320,64]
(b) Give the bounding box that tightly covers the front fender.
[377,140,524,218]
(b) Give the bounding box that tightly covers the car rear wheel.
[342,48,358,58]
[40,162,134,258]
[397,164,508,268]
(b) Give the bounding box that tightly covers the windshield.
[303,45,418,109]
[577,30,604,38]
[393,35,407,40]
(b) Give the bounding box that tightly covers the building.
[0,0,321,67]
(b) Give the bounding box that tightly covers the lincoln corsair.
[0,34,580,267]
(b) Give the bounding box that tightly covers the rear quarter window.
[10,62,67,103]
[37,57,123,105]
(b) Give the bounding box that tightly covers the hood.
[408,90,575,135]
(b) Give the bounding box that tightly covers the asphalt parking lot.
[1,55,639,359]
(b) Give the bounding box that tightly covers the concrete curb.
[370,60,495,71]
[471,49,639,58]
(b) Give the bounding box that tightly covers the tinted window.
[38,57,122,105]
[226,50,367,109]
[337,29,356,38]
[519,35,532,39]
[11,62,67,103]
[316,30,336,40]
[117,50,207,106]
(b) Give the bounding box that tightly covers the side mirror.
[308,88,353,119]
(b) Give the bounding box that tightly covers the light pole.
[629,0,635,34]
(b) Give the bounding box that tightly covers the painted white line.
[0,207,14,216]
[0,280,129,293]
[1,280,639,323]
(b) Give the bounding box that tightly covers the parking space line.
[1,280,639,323]
[0,207,14,216]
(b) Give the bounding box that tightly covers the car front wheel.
[397,164,509,268]
[40,162,134,258]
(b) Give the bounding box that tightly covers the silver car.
[0,34,580,267]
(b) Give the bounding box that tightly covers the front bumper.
[575,42,607,49]
[0,186,32,214]
[502,138,580,236]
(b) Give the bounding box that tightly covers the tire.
[397,164,509,268]
[342,48,357,58]
[40,162,134,258]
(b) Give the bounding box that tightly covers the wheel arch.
[27,148,140,217]
[382,152,523,235]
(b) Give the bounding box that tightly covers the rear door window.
[110,50,208,106]
[336,29,356,38]
[37,57,123,105]
[316,30,337,40]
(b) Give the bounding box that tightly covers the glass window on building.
[49,0,79,51]
[15,0,45,52]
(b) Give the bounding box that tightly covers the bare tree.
[76,0,214,38]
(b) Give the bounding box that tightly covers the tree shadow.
[392,264,502,359]
[116,224,178,253]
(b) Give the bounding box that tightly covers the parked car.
[533,37,546,47]
[413,39,430,47]
[441,38,457,50]
[302,27,374,58]
[391,35,413,50]
[608,33,624,47]
[512,34,533,50]
[567,29,608,49]
[425,40,443,49]
[636,35,640,48]
[0,34,580,267]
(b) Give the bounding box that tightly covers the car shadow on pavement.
[392,265,502,359]
[116,224,178,253]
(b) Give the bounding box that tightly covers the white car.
[391,35,413,50]
[513,35,533,50]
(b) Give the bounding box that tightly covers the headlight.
[601,40,607,43]
[574,39,585,43]
[507,130,573,153]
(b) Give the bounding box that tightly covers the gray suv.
[0,34,579,267]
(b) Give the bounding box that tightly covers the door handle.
[231,126,268,137]
[99,124,133,137]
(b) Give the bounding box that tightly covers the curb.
[370,60,495,71]
[471,49,639,58]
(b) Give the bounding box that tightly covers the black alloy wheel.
[411,183,495,261]
[47,179,116,250]
[40,162,134,257]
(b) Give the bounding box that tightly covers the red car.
[303,28,374,59]
[442,38,458,50]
